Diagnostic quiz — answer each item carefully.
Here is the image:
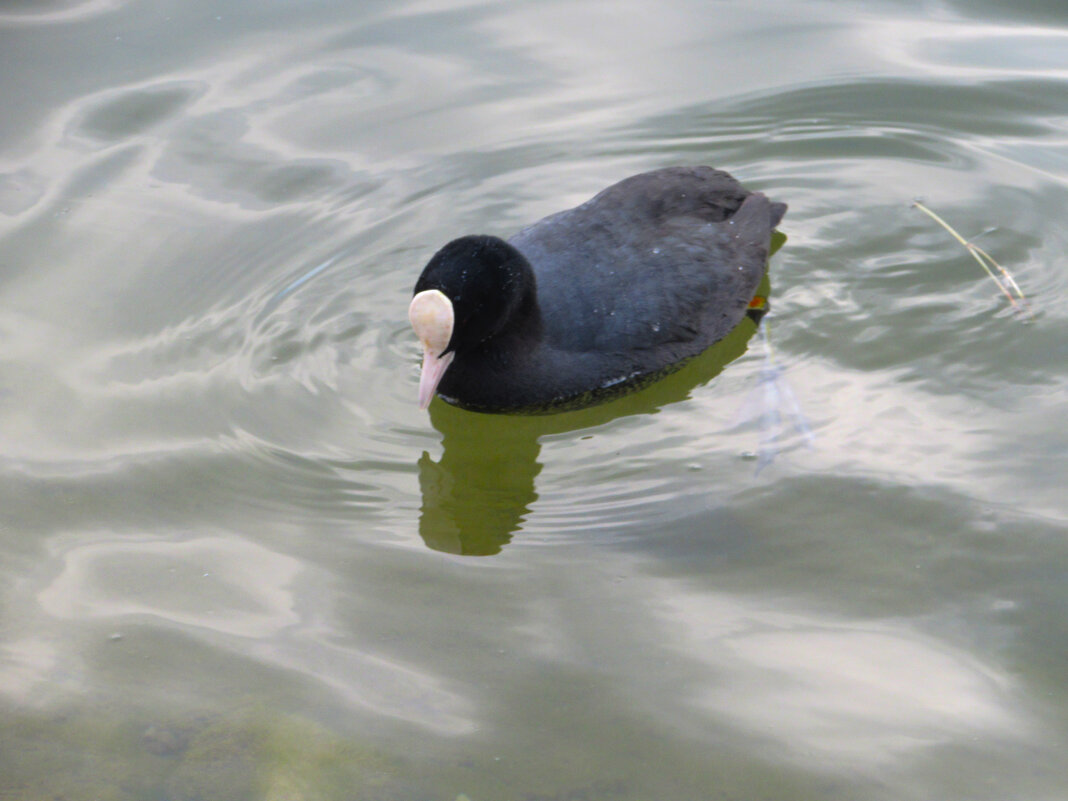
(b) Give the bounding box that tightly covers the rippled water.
[2,1,1067,799]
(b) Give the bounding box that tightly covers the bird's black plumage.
[412,166,786,412]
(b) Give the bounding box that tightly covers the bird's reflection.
[416,238,784,556]
[417,411,542,556]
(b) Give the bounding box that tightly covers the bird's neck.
[496,281,543,347]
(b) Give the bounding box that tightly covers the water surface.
[1,1,1067,799]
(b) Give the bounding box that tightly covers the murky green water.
[2,1,1067,799]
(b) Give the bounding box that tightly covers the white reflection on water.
[661,588,1022,768]
[31,533,474,733]
[38,536,301,637]
[0,0,128,28]
[871,19,1068,81]
[0,637,61,699]
[254,628,476,735]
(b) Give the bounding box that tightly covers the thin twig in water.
[912,200,1032,319]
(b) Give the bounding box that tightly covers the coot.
[409,166,786,413]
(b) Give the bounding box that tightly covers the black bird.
[409,166,786,413]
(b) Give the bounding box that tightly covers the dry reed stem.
[912,201,1032,319]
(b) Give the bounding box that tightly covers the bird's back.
[508,166,785,354]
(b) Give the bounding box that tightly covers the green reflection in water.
[0,701,396,801]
